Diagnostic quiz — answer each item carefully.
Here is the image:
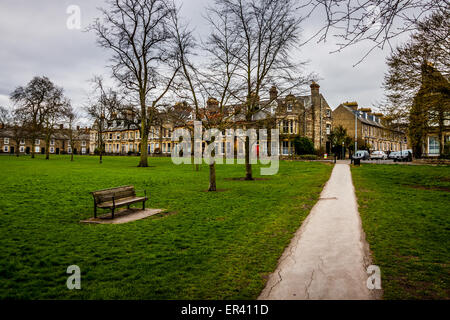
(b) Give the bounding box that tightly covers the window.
[20,139,25,145]
[50,139,55,146]
[50,147,55,153]
[109,133,113,140]
[35,146,40,153]
[283,120,289,134]
[81,141,86,147]
[68,147,72,154]
[290,120,294,134]
[3,145,8,152]
[428,136,439,155]
[326,109,331,118]
[82,148,86,154]
[326,124,331,135]
[4,138,9,144]
[282,141,289,155]
[287,103,293,112]
[35,139,40,145]
[20,146,25,153]
[167,143,171,153]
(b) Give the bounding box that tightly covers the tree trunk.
[438,111,444,157]
[99,136,103,164]
[139,129,148,167]
[45,137,50,160]
[31,140,35,159]
[71,152,74,162]
[138,92,148,167]
[244,135,253,180]
[208,163,216,191]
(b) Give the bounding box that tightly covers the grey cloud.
[0,0,408,117]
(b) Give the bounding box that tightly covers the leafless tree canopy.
[89,0,180,167]
[381,10,449,125]
[85,76,123,163]
[309,0,449,64]
[10,76,70,159]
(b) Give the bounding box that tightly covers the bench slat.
[92,186,136,204]
[97,196,147,208]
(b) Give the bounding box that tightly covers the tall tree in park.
[382,11,449,124]
[380,11,449,157]
[41,87,71,160]
[66,110,82,162]
[90,0,180,167]
[210,0,309,180]
[310,0,448,63]
[408,62,450,158]
[0,106,27,157]
[85,76,122,164]
[170,3,241,191]
[11,76,69,159]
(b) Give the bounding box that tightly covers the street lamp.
[342,141,345,160]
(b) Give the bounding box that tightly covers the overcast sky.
[0,0,411,120]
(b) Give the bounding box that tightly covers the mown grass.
[352,164,450,299]
[0,155,332,299]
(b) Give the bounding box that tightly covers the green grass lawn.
[352,164,450,299]
[0,155,332,299]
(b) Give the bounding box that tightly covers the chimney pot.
[269,86,278,101]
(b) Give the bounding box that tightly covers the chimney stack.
[60,124,64,129]
[207,97,219,109]
[76,126,80,130]
[343,101,358,111]
[310,81,320,96]
[269,86,278,102]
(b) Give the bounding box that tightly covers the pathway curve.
[259,162,376,300]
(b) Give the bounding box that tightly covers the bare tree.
[65,109,82,162]
[11,76,67,159]
[309,0,449,64]
[210,0,310,180]
[0,106,8,125]
[85,76,121,164]
[89,0,180,167]
[41,87,71,160]
[0,106,27,157]
[170,5,240,191]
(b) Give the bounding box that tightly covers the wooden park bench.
[91,185,148,219]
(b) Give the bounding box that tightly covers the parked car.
[353,150,370,160]
[370,150,388,160]
[394,150,413,162]
[388,151,399,160]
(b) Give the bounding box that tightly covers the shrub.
[297,154,318,160]
[293,136,314,155]
[443,142,450,159]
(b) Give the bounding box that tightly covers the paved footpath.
[259,162,376,300]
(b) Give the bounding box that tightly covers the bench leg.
[142,200,145,211]
[111,207,115,219]
[94,206,97,218]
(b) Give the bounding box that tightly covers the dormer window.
[287,103,293,112]
[326,110,331,118]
